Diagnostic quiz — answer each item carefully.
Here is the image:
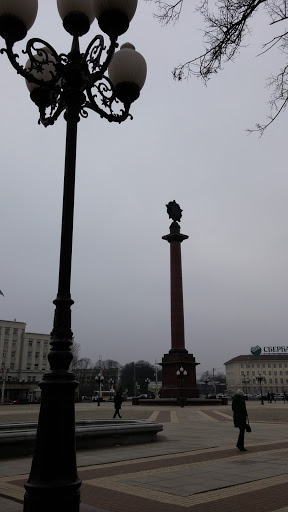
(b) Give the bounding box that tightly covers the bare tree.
[149,0,288,133]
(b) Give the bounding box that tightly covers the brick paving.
[1,402,288,511]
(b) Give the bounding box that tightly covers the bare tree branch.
[148,0,288,132]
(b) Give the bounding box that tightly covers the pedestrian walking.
[284,392,287,403]
[113,391,123,419]
[232,389,248,452]
[267,391,271,403]
[271,392,276,403]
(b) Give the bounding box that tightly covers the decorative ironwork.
[0,33,131,127]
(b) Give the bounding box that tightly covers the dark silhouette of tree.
[149,0,288,133]
[120,360,157,396]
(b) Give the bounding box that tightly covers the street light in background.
[108,378,114,391]
[176,366,187,408]
[203,378,209,399]
[1,366,9,403]
[0,2,147,510]
[95,372,104,398]
[145,377,150,395]
[256,374,266,405]
[242,376,250,395]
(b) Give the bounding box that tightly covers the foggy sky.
[1,1,288,377]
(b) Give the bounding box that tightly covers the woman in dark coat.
[232,389,248,452]
[113,391,123,419]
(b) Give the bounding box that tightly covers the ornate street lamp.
[1,366,9,403]
[256,374,266,405]
[176,366,187,408]
[0,2,146,511]
[108,378,114,390]
[203,378,209,399]
[95,372,104,396]
[242,376,250,395]
[145,377,150,395]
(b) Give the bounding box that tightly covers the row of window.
[241,363,288,369]
[241,370,288,376]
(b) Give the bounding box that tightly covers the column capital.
[162,221,189,243]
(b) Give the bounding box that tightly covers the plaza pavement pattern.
[1,403,288,512]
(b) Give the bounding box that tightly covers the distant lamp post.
[203,378,209,399]
[1,366,9,403]
[108,378,114,391]
[176,366,187,408]
[95,372,104,399]
[242,376,250,395]
[0,1,146,510]
[145,377,150,395]
[256,374,266,405]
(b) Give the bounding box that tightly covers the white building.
[225,354,288,395]
[0,319,50,401]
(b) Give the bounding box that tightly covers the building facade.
[0,319,51,401]
[225,354,288,395]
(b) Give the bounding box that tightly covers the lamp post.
[242,376,250,395]
[95,372,104,399]
[108,378,114,391]
[1,366,9,404]
[176,366,187,407]
[256,374,266,405]
[145,377,150,395]
[0,2,146,511]
[203,378,209,399]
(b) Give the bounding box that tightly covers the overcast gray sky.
[1,1,288,376]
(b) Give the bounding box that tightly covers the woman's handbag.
[245,416,251,432]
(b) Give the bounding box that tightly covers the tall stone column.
[163,221,188,352]
[160,201,199,399]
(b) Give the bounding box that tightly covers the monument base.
[160,350,199,399]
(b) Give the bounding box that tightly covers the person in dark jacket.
[113,391,123,419]
[232,389,248,452]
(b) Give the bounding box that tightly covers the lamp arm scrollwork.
[1,38,61,88]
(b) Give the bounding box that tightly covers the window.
[257,364,260,368]
[279,364,282,368]
[274,371,277,375]
[11,351,15,358]
[28,352,32,358]
[263,371,266,375]
[43,354,47,359]
[252,364,254,368]
[32,376,36,381]
[28,341,33,348]
[274,364,277,368]
[281,379,284,383]
[36,340,41,348]
[27,365,31,370]
[28,376,32,381]
[34,364,38,368]
[269,371,272,375]
[269,379,272,384]
[35,352,39,359]
[10,363,14,369]
[280,371,283,375]
[275,378,278,384]
[5,328,10,335]
[252,371,255,376]
[262,364,266,368]
[268,364,271,368]
[44,342,48,348]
